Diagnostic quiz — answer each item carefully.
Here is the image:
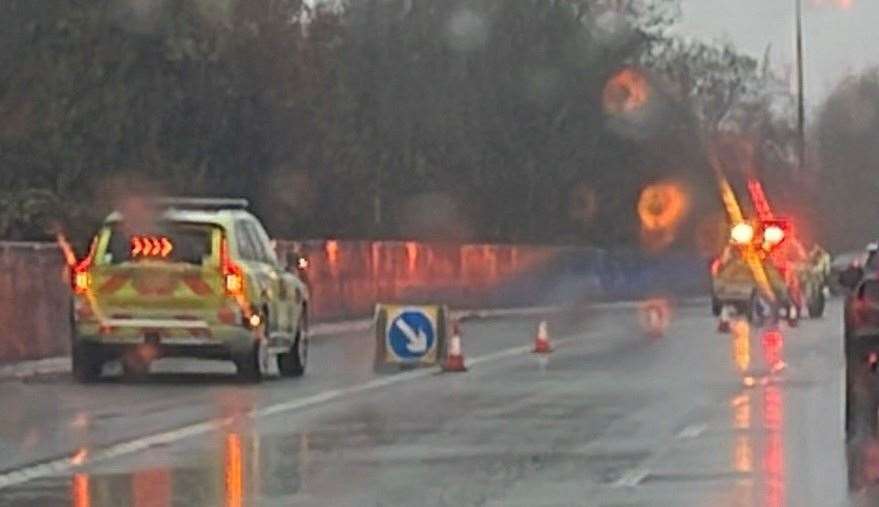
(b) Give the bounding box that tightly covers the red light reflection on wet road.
[133,468,171,507]
[761,330,785,372]
[763,385,785,507]
[728,326,787,507]
[71,473,90,507]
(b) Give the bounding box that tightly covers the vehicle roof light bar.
[155,197,249,211]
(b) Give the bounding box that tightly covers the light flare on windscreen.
[811,0,853,9]
[638,298,670,338]
[603,68,649,114]
[637,182,689,252]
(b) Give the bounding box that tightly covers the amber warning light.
[131,235,173,258]
[730,223,754,245]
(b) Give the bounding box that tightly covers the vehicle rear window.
[104,222,216,265]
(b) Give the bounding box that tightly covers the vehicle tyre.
[808,288,826,319]
[711,295,722,317]
[846,372,853,440]
[72,342,103,384]
[236,339,267,383]
[278,311,307,377]
[787,303,799,328]
[236,311,268,383]
[847,354,879,439]
[747,292,764,327]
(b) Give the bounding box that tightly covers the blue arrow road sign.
[388,310,435,360]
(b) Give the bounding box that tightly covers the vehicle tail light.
[710,258,721,276]
[70,238,96,295]
[72,269,91,294]
[225,271,244,296]
[220,238,245,297]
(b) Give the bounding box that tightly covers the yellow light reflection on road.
[731,394,751,430]
[225,433,244,507]
[731,320,750,373]
[734,434,754,473]
[729,392,755,506]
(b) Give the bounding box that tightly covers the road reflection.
[133,469,171,507]
[727,324,787,507]
[637,298,670,339]
[224,433,243,507]
[61,428,312,506]
[71,473,89,507]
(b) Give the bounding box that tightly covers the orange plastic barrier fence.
[0,240,554,362]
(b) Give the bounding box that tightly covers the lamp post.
[795,0,806,172]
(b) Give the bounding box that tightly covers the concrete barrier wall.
[0,239,708,363]
[0,243,72,362]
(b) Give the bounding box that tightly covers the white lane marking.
[0,335,582,490]
[675,423,707,440]
[0,357,70,380]
[613,468,650,488]
[611,420,708,488]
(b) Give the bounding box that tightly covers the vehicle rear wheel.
[235,339,267,383]
[72,342,103,384]
[787,304,799,328]
[278,312,307,377]
[848,358,879,439]
[808,287,826,318]
[236,313,268,383]
[846,372,853,440]
[747,292,764,327]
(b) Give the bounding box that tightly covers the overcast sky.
[675,0,879,108]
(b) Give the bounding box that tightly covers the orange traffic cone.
[443,321,467,372]
[533,320,552,354]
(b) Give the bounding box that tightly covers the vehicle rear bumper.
[76,342,237,361]
[712,284,753,303]
[75,324,256,360]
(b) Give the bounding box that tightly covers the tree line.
[0,0,800,252]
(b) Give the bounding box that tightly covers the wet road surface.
[0,299,869,506]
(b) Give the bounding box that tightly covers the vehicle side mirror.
[839,266,863,290]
